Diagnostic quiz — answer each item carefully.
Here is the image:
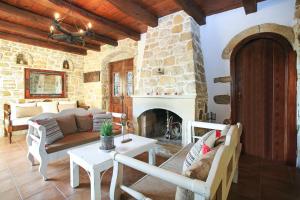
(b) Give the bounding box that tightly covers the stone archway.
[222,23,295,59]
[100,48,136,110]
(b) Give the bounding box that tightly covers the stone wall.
[0,39,84,136]
[137,11,198,96]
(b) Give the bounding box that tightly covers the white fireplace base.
[132,95,197,145]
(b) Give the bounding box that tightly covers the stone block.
[172,25,183,33]
[213,95,230,104]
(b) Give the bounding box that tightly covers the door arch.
[230,33,296,165]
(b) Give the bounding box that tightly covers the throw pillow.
[15,106,42,118]
[35,118,64,145]
[93,113,112,132]
[55,114,78,135]
[183,130,215,171]
[75,115,93,132]
[175,145,221,200]
[214,135,226,147]
[58,101,77,112]
[10,102,36,120]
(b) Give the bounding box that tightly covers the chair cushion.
[127,144,193,200]
[35,118,64,145]
[55,114,78,135]
[15,106,42,118]
[93,113,112,131]
[183,130,215,171]
[45,132,99,153]
[58,101,77,112]
[175,145,221,200]
[10,102,36,120]
[75,115,93,132]
[37,102,58,113]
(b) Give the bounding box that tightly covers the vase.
[100,135,115,151]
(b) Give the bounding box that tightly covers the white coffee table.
[68,134,157,200]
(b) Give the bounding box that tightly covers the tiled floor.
[1,135,300,200]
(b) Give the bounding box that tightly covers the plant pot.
[99,135,115,151]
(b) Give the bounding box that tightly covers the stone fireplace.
[133,95,197,145]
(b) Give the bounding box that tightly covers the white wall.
[200,0,295,123]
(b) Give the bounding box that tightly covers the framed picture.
[84,71,100,83]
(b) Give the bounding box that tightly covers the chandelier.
[49,12,92,46]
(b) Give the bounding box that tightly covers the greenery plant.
[100,121,113,137]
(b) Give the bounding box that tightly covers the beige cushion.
[175,146,221,200]
[15,106,42,118]
[55,114,78,135]
[75,115,93,132]
[58,101,77,112]
[37,102,58,113]
[46,131,99,153]
[10,102,36,120]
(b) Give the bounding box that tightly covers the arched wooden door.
[230,33,297,165]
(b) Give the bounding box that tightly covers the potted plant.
[99,121,115,151]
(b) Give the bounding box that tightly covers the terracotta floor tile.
[0,187,21,200]
[25,187,65,200]
[19,177,54,199]
[0,177,16,193]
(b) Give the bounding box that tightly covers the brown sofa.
[26,108,124,180]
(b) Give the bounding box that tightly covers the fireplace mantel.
[132,94,197,145]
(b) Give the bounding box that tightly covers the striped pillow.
[183,129,221,171]
[36,118,64,145]
[92,113,112,132]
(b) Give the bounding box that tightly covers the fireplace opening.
[138,109,182,146]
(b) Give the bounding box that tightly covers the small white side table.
[68,134,157,200]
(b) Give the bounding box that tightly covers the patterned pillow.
[175,145,221,200]
[92,113,112,131]
[35,118,64,145]
[183,130,215,171]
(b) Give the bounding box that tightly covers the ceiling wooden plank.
[0,19,100,51]
[47,0,140,40]
[0,1,117,46]
[175,0,206,25]
[106,0,158,27]
[0,31,87,55]
[242,0,257,14]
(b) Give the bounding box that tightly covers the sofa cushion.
[93,113,112,132]
[127,144,193,200]
[75,115,93,132]
[37,102,58,113]
[45,131,99,153]
[55,114,78,135]
[35,118,64,145]
[58,101,77,112]
[183,130,215,171]
[10,102,36,120]
[175,146,220,200]
[15,106,42,118]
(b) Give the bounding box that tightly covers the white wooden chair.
[109,121,242,200]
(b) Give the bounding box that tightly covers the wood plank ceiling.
[0,0,262,55]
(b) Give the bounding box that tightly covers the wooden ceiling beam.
[242,0,257,14]
[106,0,158,27]
[0,31,87,55]
[0,1,117,46]
[47,0,140,40]
[175,0,206,25]
[0,19,100,51]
